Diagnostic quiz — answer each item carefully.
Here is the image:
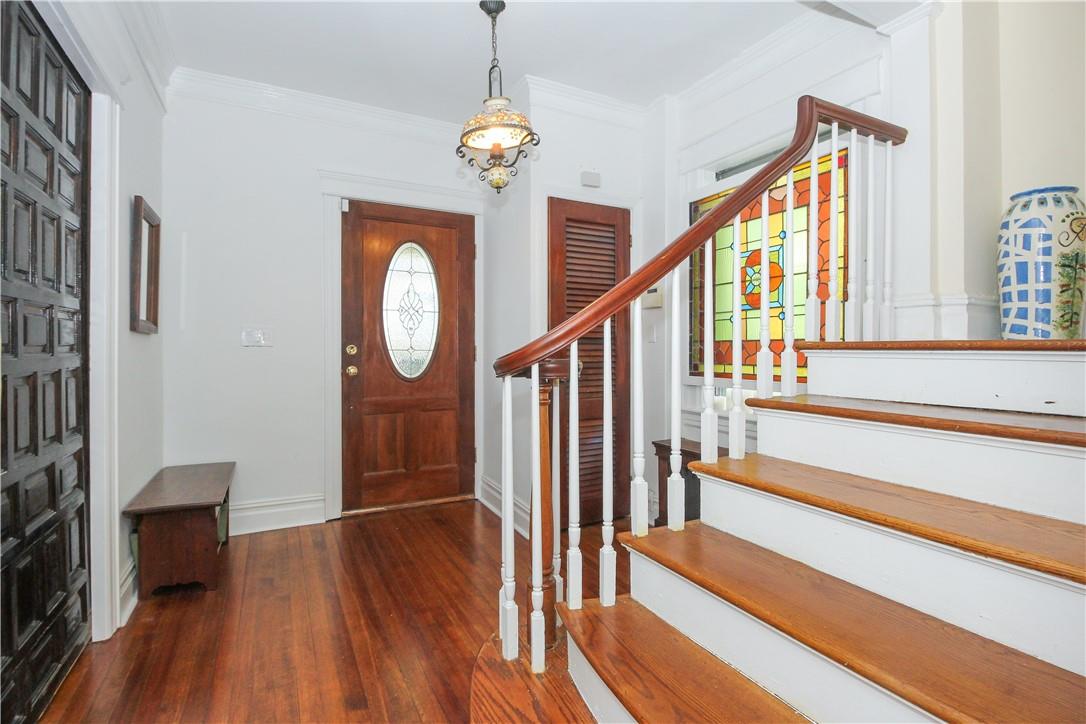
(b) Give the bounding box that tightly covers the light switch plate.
[241,326,273,347]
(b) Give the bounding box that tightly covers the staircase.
[563,341,1086,722]
[482,97,1086,722]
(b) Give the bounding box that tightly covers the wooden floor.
[43,500,630,723]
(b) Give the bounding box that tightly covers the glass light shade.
[459,96,535,152]
[484,165,511,190]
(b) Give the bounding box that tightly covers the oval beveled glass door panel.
[382,242,439,378]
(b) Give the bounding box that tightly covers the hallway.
[42,502,629,723]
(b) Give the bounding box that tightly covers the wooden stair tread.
[747,394,1086,447]
[797,339,1086,352]
[469,628,593,724]
[558,597,802,723]
[619,524,1086,723]
[689,454,1086,583]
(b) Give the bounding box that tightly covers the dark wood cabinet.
[651,439,727,526]
[1,2,92,721]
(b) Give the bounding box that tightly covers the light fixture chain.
[491,14,498,66]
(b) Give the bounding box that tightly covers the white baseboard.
[479,474,529,538]
[229,493,326,536]
[118,558,137,626]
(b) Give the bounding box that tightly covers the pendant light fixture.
[456,1,540,193]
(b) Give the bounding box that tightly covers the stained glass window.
[383,242,439,379]
[689,150,848,382]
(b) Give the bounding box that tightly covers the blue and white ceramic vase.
[997,186,1086,339]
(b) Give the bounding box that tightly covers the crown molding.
[678,10,860,110]
[114,2,175,111]
[523,74,647,131]
[877,1,942,37]
[168,67,460,143]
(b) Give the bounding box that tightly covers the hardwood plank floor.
[42,501,630,723]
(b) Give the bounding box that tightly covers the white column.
[728,214,747,460]
[630,297,649,536]
[881,142,895,338]
[500,375,518,660]
[529,364,544,673]
[700,240,718,463]
[756,190,772,398]
[668,268,685,531]
[864,133,877,340]
[826,122,840,341]
[599,318,616,606]
[550,378,563,604]
[805,139,821,342]
[845,128,860,341]
[781,170,798,397]
[567,341,582,610]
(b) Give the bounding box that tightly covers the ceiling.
[158,2,814,123]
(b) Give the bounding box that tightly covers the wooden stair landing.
[619,523,1086,723]
[558,597,802,723]
[689,454,1086,583]
[468,628,592,724]
[747,394,1086,447]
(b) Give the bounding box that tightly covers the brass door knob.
[345,344,358,355]
[345,365,359,377]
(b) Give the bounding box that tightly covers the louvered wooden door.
[1,2,92,722]
[548,198,630,526]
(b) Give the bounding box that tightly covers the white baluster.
[630,297,649,536]
[805,139,821,341]
[845,128,860,341]
[864,133,877,339]
[668,268,685,531]
[782,169,798,396]
[529,364,544,673]
[826,122,840,341]
[567,341,582,610]
[550,378,563,604]
[881,142,895,338]
[701,239,718,463]
[729,214,747,460]
[600,318,616,606]
[756,190,772,398]
[500,375,518,660]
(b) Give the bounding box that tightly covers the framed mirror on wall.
[131,195,161,333]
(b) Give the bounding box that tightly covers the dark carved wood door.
[548,198,631,526]
[341,202,475,512]
[1,1,92,721]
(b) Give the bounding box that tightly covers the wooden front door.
[549,198,631,526]
[1,1,92,721]
[341,202,475,512]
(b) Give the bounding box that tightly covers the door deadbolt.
[345,365,359,377]
[345,344,358,356]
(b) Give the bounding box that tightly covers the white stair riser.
[756,410,1086,524]
[805,350,1086,416]
[628,550,935,723]
[566,634,636,724]
[699,475,1086,675]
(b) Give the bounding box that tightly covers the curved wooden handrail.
[494,95,908,377]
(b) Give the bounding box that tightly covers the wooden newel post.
[522,357,569,650]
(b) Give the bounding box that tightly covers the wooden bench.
[123,462,235,599]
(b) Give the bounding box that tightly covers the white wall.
[47,0,170,634]
[932,0,1085,338]
[478,76,654,527]
[161,70,482,534]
